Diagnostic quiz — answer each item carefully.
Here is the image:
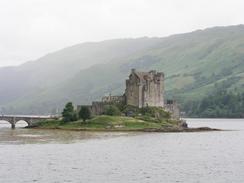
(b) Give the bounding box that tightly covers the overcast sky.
[0,0,244,67]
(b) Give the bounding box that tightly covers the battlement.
[101,95,125,103]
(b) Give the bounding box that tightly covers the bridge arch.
[15,120,30,128]
[0,119,16,129]
[0,120,13,128]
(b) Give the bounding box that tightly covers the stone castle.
[125,69,164,108]
[78,69,180,119]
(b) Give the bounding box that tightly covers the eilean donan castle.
[78,69,179,119]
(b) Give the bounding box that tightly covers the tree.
[62,102,76,122]
[79,106,91,122]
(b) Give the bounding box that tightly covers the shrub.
[140,106,170,119]
[104,105,121,116]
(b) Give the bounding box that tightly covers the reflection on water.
[0,119,244,183]
[0,121,134,144]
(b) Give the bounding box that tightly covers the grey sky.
[0,0,243,67]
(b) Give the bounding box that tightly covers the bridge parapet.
[0,115,59,129]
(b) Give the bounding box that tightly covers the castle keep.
[125,69,164,108]
[78,69,180,119]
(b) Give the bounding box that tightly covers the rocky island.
[32,69,219,132]
[34,115,220,132]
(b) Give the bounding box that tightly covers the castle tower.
[125,69,164,108]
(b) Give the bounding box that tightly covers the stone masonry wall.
[125,73,140,107]
[125,69,164,108]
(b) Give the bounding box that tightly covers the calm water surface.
[0,119,244,183]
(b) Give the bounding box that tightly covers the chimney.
[131,68,136,73]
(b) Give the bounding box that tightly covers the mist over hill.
[1,25,244,115]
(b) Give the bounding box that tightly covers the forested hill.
[0,25,244,116]
[184,81,244,118]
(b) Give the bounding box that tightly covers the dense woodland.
[183,80,244,118]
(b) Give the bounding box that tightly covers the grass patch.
[35,115,180,131]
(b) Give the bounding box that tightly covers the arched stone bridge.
[0,115,58,129]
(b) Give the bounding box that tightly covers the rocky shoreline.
[29,125,221,133]
[28,116,222,133]
[143,126,222,132]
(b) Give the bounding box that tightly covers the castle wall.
[102,95,125,104]
[78,102,111,116]
[125,69,164,108]
[77,102,106,116]
[143,74,164,107]
[83,98,125,116]
[125,73,140,107]
[164,100,180,119]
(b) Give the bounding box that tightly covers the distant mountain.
[1,25,244,115]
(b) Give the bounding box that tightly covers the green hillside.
[1,25,244,115]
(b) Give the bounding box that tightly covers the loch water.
[0,119,244,183]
